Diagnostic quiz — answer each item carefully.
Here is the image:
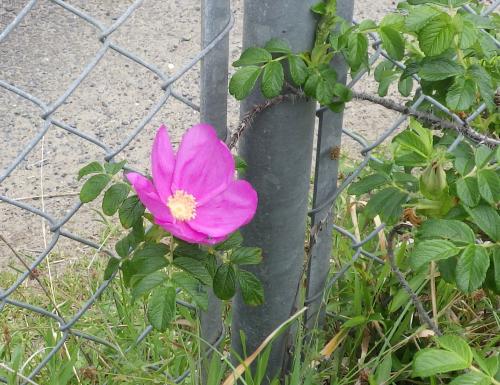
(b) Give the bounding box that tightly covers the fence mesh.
[0,0,498,383]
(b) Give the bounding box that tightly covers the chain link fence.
[0,0,498,383]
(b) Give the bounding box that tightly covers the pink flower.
[126,124,258,244]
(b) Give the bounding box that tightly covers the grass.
[0,155,498,385]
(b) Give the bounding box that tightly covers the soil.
[0,0,401,267]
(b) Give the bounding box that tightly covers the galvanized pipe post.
[230,0,317,381]
[305,0,355,331]
[199,0,230,379]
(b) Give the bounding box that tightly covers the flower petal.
[151,125,176,202]
[126,172,172,223]
[172,124,234,204]
[155,218,224,245]
[188,180,257,238]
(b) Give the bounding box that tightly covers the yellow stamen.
[167,190,197,221]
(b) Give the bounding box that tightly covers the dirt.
[0,0,400,268]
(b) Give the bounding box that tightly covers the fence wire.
[0,0,498,383]
[0,0,232,383]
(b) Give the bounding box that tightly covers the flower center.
[167,190,197,221]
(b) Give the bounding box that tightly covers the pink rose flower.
[126,124,258,244]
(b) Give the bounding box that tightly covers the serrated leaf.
[238,269,264,306]
[405,5,442,32]
[230,247,262,265]
[475,145,494,168]
[418,14,454,56]
[380,26,405,61]
[172,271,208,310]
[104,160,126,175]
[466,205,500,242]
[358,20,377,32]
[104,258,120,280]
[288,55,308,86]
[174,240,208,260]
[393,121,433,166]
[174,257,212,286]
[446,77,476,111]
[477,169,500,205]
[439,335,473,366]
[456,177,480,207]
[364,187,408,223]
[316,79,335,105]
[261,61,284,98]
[419,57,464,81]
[333,83,352,102]
[468,65,495,111]
[418,219,475,244]
[348,173,390,195]
[233,47,272,67]
[119,195,145,228]
[460,21,479,49]
[115,232,137,258]
[229,66,262,100]
[413,349,470,377]
[132,271,168,298]
[410,239,461,270]
[377,70,398,97]
[80,174,111,203]
[374,60,395,82]
[264,38,291,54]
[78,161,103,181]
[456,245,490,293]
[215,231,243,251]
[347,33,368,73]
[398,76,413,96]
[102,183,130,216]
[148,286,176,331]
[213,263,236,300]
[304,72,321,98]
[131,243,169,277]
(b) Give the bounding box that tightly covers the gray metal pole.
[199,0,230,379]
[305,0,354,331]
[231,0,317,381]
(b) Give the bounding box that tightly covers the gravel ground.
[0,0,399,267]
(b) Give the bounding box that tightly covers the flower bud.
[419,162,447,199]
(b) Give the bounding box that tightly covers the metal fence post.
[230,0,317,381]
[304,0,355,331]
[200,0,230,380]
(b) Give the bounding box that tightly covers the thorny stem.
[387,224,442,336]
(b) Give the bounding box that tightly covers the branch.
[386,224,442,336]
[352,91,500,148]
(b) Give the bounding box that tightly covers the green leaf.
[172,271,208,311]
[413,349,470,377]
[288,55,308,86]
[374,60,394,82]
[237,269,264,306]
[475,145,495,169]
[333,83,353,102]
[493,247,500,293]
[377,70,398,97]
[132,271,168,299]
[316,79,335,105]
[418,14,454,56]
[456,245,490,293]
[233,47,272,67]
[438,257,457,284]
[147,286,176,331]
[261,61,284,98]
[102,183,130,216]
[393,121,433,166]
[468,65,495,111]
[231,247,262,265]
[364,187,408,223]
[115,233,137,258]
[389,270,427,313]
[410,239,461,270]
[235,155,248,175]
[380,26,405,61]
[453,142,475,176]
[173,257,212,286]
[418,219,475,244]
[213,263,237,300]
[347,173,390,195]
[477,169,500,205]
[264,38,291,54]
[310,2,326,14]
[358,20,377,32]
[456,177,480,207]
[119,195,145,228]
[466,205,500,242]
[215,231,243,251]
[446,77,476,111]
[398,76,413,97]
[439,335,473,366]
[347,33,368,73]
[419,57,464,81]
[80,174,111,203]
[131,243,169,276]
[104,160,126,175]
[104,258,120,280]
[459,21,479,49]
[304,72,321,98]
[449,372,491,385]
[174,240,208,260]
[78,161,103,181]
[375,355,392,385]
[405,5,442,32]
[229,66,262,100]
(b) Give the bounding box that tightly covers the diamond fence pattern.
[0,0,498,384]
